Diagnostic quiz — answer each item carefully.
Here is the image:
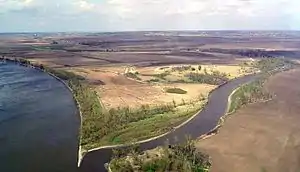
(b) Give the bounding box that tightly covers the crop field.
[196,68,300,172]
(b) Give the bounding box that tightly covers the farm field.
[1,31,300,150]
[196,69,300,172]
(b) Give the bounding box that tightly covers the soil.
[196,69,300,172]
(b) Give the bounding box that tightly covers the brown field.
[68,66,216,108]
[98,83,215,109]
[2,31,299,112]
[196,69,300,172]
[67,61,255,109]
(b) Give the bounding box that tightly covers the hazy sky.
[0,0,299,32]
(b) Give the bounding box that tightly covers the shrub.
[166,88,188,94]
[228,79,271,113]
[110,139,211,172]
[185,71,229,85]
[125,72,142,80]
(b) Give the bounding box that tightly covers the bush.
[125,72,142,80]
[185,71,229,85]
[147,78,160,83]
[166,88,187,94]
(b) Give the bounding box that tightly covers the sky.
[0,0,299,32]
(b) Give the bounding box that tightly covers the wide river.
[0,62,79,172]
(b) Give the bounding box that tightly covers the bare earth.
[196,69,300,172]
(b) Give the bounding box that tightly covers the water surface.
[0,62,79,172]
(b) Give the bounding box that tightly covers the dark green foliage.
[110,139,211,172]
[147,79,160,83]
[166,88,187,94]
[185,70,229,85]
[125,72,142,80]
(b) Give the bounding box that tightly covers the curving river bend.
[0,62,80,172]
[79,74,258,172]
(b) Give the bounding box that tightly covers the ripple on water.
[0,63,80,172]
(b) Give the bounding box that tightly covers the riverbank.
[0,57,233,167]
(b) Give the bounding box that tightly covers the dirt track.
[196,69,300,172]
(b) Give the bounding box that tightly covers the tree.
[198,65,202,71]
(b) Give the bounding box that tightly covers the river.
[79,74,258,172]
[0,62,79,172]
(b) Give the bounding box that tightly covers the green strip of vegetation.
[110,139,211,172]
[94,101,205,147]
[185,70,229,85]
[165,88,187,94]
[228,58,296,114]
[228,79,271,114]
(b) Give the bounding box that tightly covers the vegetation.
[228,58,295,114]
[185,70,229,85]
[254,58,295,73]
[88,97,206,147]
[141,71,170,80]
[171,65,193,72]
[201,48,292,58]
[45,67,85,81]
[146,78,160,83]
[165,87,187,94]
[110,139,211,172]
[1,57,208,150]
[228,79,270,113]
[125,72,142,80]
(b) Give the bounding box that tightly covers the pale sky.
[0,0,299,32]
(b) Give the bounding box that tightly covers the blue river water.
[0,62,79,172]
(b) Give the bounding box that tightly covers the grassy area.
[110,139,211,172]
[86,99,206,148]
[165,87,187,94]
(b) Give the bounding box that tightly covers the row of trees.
[202,48,275,58]
[185,70,229,85]
[228,79,271,113]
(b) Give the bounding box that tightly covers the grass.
[88,101,205,148]
[165,88,187,94]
